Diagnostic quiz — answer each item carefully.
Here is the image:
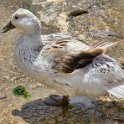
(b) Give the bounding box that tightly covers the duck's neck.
[15,33,44,72]
[20,33,43,50]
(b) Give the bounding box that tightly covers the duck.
[1,8,124,106]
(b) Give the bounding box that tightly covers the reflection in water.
[11,97,124,123]
[10,96,96,123]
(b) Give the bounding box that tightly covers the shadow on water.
[12,98,71,124]
[11,98,97,124]
[11,97,124,124]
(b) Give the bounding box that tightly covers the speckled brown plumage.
[53,48,103,73]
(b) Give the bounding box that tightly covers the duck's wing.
[53,48,103,73]
[42,38,119,74]
[42,38,89,60]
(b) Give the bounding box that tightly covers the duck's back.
[41,35,89,59]
[39,35,124,98]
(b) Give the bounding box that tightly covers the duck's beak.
[1,21,15,33]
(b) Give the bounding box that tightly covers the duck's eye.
[14,15,19,19]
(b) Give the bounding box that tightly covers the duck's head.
[1,8,41,35]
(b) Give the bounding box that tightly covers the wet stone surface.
[0,0,124,123]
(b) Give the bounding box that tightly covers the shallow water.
[0,0,124,124]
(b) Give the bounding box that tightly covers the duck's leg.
[44,95,69,106]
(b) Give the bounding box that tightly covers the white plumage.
[1,8,124,99]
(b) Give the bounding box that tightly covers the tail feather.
[87,40,123,53]
[90,41,120,53]
[107,85,124,99]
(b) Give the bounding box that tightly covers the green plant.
[13,85,31,98]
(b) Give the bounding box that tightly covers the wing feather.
[53,41,119,73]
